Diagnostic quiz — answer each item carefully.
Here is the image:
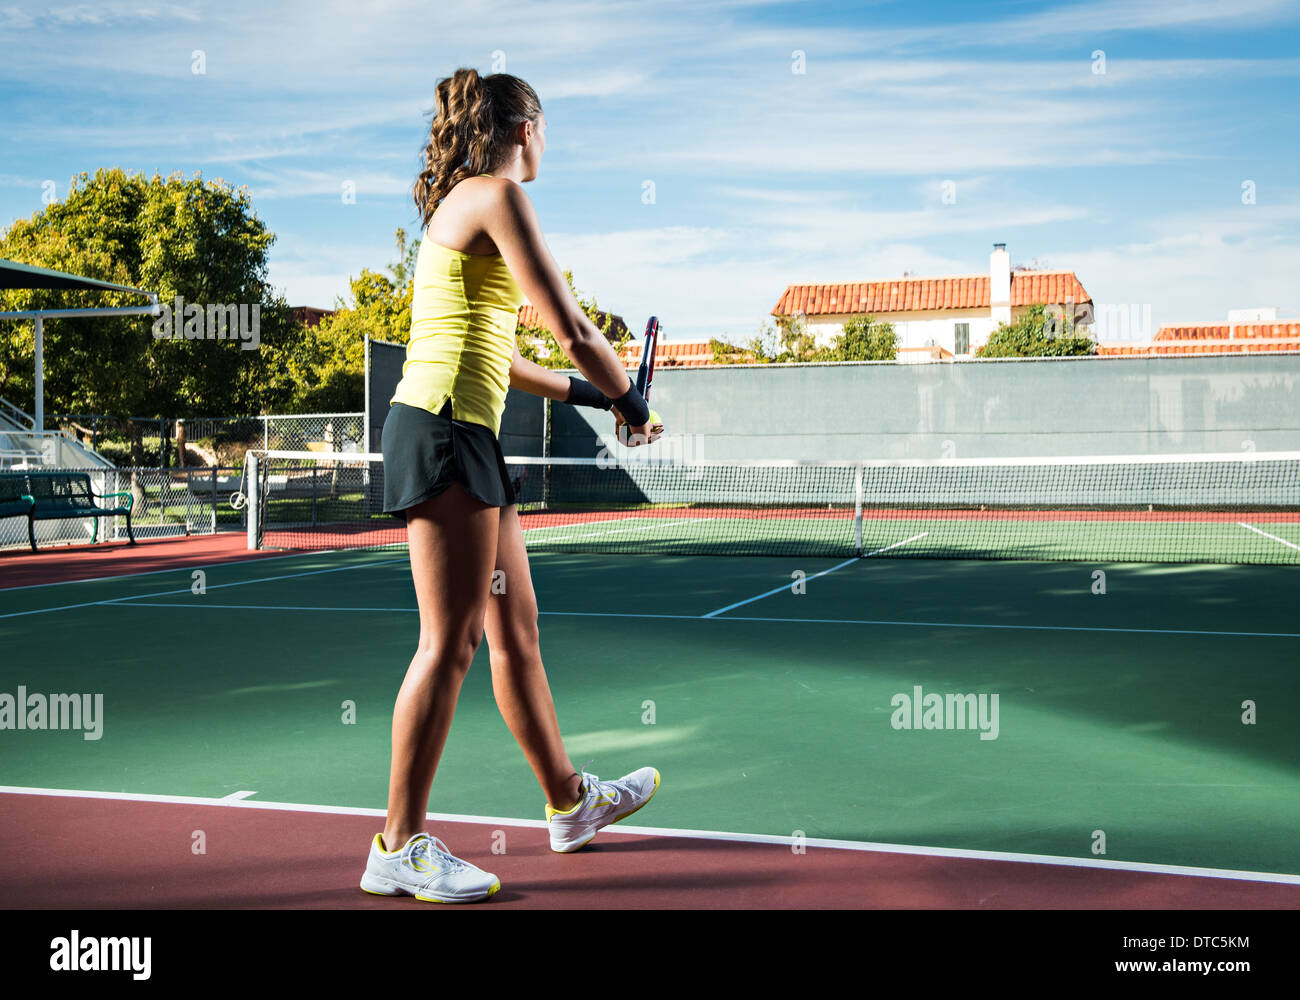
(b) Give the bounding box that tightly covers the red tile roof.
[619,340,717,368]
[1097,321,1300,356]
[771,271,1091,317]
[1098,342,1300,355]
[1154,322,1300,341]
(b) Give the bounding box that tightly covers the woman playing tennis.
[359,68,662,903]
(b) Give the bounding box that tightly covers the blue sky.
[2,0,1298,342]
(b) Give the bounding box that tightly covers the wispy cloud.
[844,0,1300,53]
[0,2,201,28]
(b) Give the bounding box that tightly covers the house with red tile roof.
[770,244,1092,362]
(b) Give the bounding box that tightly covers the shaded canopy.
[0,257,153,297]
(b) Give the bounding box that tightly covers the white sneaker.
[546,766,661,853]
[360,832,501,903]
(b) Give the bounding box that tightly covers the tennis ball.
[618,409,662,446]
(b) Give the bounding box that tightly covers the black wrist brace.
[610,379,650,426]
[566,376,613,410]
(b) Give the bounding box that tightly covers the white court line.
[525,516,719,541]
[716,614,1300,640]
[702,557,859,618]
[113,602,418,613]
[569,517,718,540]
[221,790,258,801]
[701,532,928,618]
[1239,522,1300,553]
[97,602,1300,639]
[521,516,640,533]
[0,557,409,620]
[864,531,930,557]
[2,784,1296,886]
[0,596,132,621]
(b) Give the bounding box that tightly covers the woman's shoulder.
[427,174,523,256]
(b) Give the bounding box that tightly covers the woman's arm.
[484,180,650,428]
[508,343,574,399]
[509,343,662,440]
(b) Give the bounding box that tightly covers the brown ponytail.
[413,68,543,230]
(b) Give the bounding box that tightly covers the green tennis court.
[4,539,1297,881]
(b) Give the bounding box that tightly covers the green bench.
[0,471,135,552]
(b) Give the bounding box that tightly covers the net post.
[246,452,260,550]
[363,335,372,516]
[542,396,552,509]
[854,463,864,556]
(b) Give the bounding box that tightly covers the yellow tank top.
[390,180,525,436]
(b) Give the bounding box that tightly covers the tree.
[710,313,897,363]
[976,302,1094,357]
[815,315,897,361]
[709,316,813,364]
[291,230,416,411]
[0,168,303,431]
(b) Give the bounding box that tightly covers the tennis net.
[244,449,1300,564]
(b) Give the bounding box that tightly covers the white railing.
[0,430,114,469]
[0,397,35,431]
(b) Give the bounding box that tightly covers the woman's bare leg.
[381,484,499,851]
[483,503,582,811]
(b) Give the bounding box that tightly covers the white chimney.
[990,243,1011,326]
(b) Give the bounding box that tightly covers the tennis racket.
[620,316,662,446]
[636,315,659,402]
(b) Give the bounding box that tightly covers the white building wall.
[809,310,1001,357]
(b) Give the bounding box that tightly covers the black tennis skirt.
[380,400,517,516]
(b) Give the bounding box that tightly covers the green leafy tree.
[710,313,897,364]
[709,335,756,364]
[976,302,1094,357]
[292,230,417,411]
[709,317,810,364]
[0,168,305,460]
[814,314,897,361]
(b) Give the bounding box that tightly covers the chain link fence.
[0,465,248,551]
[2,413,365,549]
[44,413,364,468]
[49,414,175,466]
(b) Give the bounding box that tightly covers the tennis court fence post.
[246,453,259,550]
[854,463,864,557]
